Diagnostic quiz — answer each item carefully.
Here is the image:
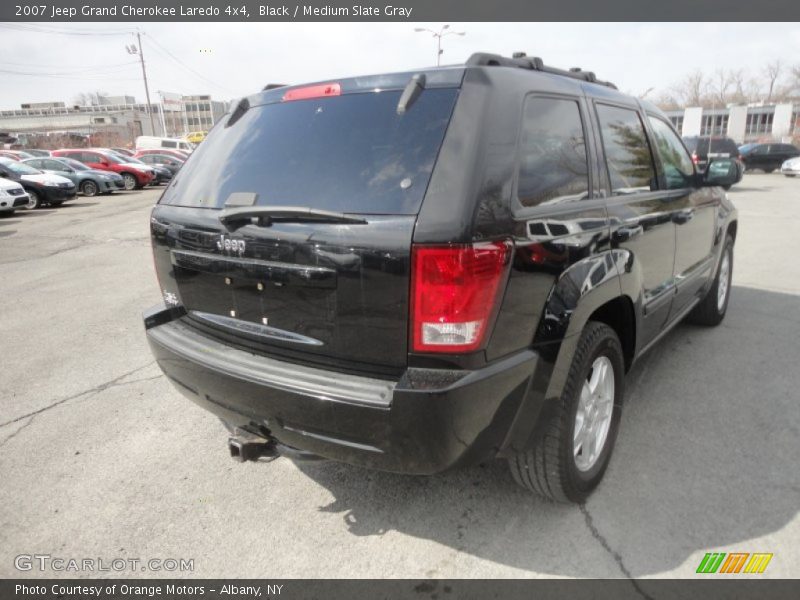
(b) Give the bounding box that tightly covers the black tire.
[81,180,98,196]
[509,321,624,503]
[722,184,732,190]
[764,168,775,174]
[121,173,137,191]
[687,234,734,326]
[49,201,63,207]
[24,190,40,210]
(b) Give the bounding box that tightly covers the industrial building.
[665,102,799,143]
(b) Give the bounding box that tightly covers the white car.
[781,156,800,177]
[0,177,30,214]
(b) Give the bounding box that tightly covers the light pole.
[126,31,156,135]
[414,25,466,66]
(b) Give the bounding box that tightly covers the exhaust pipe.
[228,430,279,462]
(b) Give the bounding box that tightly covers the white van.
[135,136,195,153]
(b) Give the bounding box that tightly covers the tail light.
[691,152,700,165]
[410,241,512,354]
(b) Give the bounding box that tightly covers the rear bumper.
[144,304,538,474]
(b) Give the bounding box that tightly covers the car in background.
[21,149,51,157]
[739,142,800,173]
[682,136,741,169]
[0,149,35,161]
[0,177,30,215]
[106,152,170,185]
[136,153,184,177]
[682,136,742,189]
[51,149,154,190]
[22,156,124,196]
[0,157,76,209]
[135,148,191,161]
[135,135,195,153]
[185,131,207,144]
[781,156,800,177]
[111,147,135,157]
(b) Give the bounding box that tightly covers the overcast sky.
[0,22,798,108]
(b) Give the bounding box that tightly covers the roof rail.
[466,52,618,90]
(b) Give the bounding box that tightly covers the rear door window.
[596,104,657,194]
[161,88,459,215]
[516,96,589,207]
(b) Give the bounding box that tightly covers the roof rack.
[466,52,618,90]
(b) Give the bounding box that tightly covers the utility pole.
[126,32,156,135]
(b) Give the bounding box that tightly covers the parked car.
[0,150,35,161]
[142,52,739,503]
[111,147,135,157]
[135,135,195,153]
[107,152,171,185]
[135,148,191,161]
[22,156,124,196]
[0,157,76,209]
[739,142,800,173]
[781,156,800,177]
[135,153,184,176]
[185,131,207,144]
[682,136,740,171]
[51,149,154,190]
[21,149,51,157]
[0,177,30,215]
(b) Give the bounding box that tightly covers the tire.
[81,180,98,196]
[785,174,796,178]
[24,190,41,210]
[722,184,732,190]
[49,201,63,207]
[764,168,775,174]
[687,234,733,326]
[509,321,624,503]
[121,173,137,191]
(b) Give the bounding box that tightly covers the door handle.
[612,225,643,243]
[673,209,695,224]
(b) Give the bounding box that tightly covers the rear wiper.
[219,206,368,231]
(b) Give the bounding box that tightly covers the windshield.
[2,160,42,175]
[60,158,89,171]
[160,88,459,214]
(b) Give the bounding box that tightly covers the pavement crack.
[0,416,35,449]
[580,504,654,600]
[0,361,157,429]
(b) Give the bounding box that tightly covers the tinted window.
[516,97,589,207]
[162,140,178,148]
[648,118,694,190]
[596,104,656,195]
[45,159,67,170]
[162,88,459,214]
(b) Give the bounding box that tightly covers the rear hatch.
[151,71,462,375]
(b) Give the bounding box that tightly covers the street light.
[414,25,466,66]
[126,32,156,135]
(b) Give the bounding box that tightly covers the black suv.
[682,135,743,188]
[143,53,739,503]
[739,142,800,173]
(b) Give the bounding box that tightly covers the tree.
[763,60,782,103]
[671,70,708,107]
[72,90,109,107]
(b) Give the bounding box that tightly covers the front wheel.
[687,234,733,326]
[121,173,137,191]
[509,321,624,503]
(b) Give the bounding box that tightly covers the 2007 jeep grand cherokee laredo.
[144,52,739,503]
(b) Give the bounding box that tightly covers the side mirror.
[702,158,741,188]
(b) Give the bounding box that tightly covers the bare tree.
[763,60,782,103]
[709,69,734,106]
[671,70,708,107]
[72,90,109,107]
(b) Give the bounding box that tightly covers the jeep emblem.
[217,235,246,256]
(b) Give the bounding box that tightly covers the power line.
[145,33,234,95]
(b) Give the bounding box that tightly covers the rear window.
[692,137,739,156]
[160,88,459,214]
